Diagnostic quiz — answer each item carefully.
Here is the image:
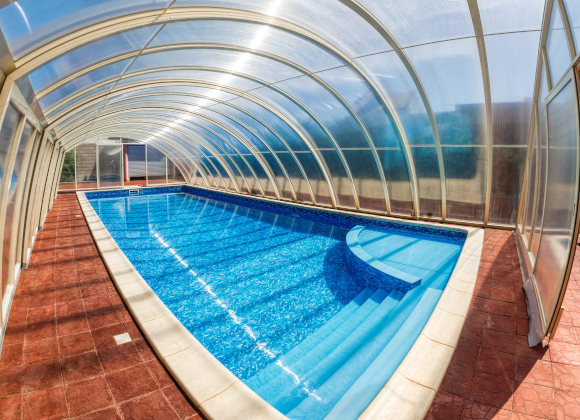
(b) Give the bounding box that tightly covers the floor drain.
[114,333,132,345]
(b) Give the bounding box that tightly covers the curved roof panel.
[0,0,547,225]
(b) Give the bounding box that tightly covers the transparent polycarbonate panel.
[106,95,217,110]
[377,149,413,215]
[535,80,579,326]
[46,84,114,121]
[150,20,345,73]
[54,105,104,136]
[317,66,400,148]
[229,154,261,195]
[546,0,572,85]
[410,146,442,218]
[39,60,130,112]
[129,49,303,84]
[274,76,368,148]
[109,85,240,103]
[249,87,335,149]
[0,104,22,186]
[273,152,311,203]
[244,154,276,198]
[358,0,473,47]
[530,68,550,259]
[98,145,122,187]
[341,149,386,212]
[147,146,166,184]
[261,152,293,200]
[204,106,287,151]
[115,69,262,91]
[406,38,486,146]
[220,154,245,192]
[486,32,540,145]
[172,0,390,57]
[294,152,333,206]
[99,138,121,143]
[0,0,170,59]
[194,109,270,152]
[524,129,538,242]
[2,121,33,295]
[224,97,309,151]
[199,155,223,188]
[27,26,159,93]
[355,51,434,145]
[75,143,97,189]
[489,147,527,225]
[207,156,233,191]
[318,150,356,209]
[563,0,580,54]
[442,146,487,222]
[177,115,253,155]
[59,150,75,187]
[478,0,545,34]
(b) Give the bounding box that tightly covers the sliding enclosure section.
[535,70,580,335]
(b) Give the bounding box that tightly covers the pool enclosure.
[0,0,579,416]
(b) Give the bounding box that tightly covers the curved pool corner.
[77,187,484,420]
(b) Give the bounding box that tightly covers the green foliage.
[59,151,75,183]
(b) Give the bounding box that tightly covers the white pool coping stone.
[76,190,483,420]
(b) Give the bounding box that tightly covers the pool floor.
[89,192,463,419]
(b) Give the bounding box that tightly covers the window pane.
[0,104,23,185]
[406,38,487,146]
[274,152,311,203]
[294,152,333,206]
[98,145,122,188]
[0,0,171,59]
[126,144,147,187]
[486,32,540,146]
[318,150,356,209]
[530,67,549,259]
[479,0,545,34]
[150,20,344,73]
[260,151,293,200]
[377,149,413,215]
[535,80,579,326]
[76,143,97,189]
[489,147,527,225]
[442,146,487,222]
[523,128,538,242]
[546,0,572,85]
[410,147,442,218]
[2,121,34,295]
[27,26,159,93]
[341,149,387,212]
[147,146,166,185]
[59,151,76,189]
[563,0,580,54]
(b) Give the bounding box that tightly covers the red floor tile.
[64,376,114,417]
[119,390,178,420]
[105,364,157,403]
[22,386,68,420]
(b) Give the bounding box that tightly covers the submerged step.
[244,287,374,390]
[261,289,404,414]
[289,287,442,420]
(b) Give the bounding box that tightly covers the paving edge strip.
[76,190,483,420]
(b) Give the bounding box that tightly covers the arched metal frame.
[8,11,429,216]
[0,1,545,226]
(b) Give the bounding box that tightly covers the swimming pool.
[87,188,465,419]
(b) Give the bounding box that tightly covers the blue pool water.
[88,191,464,419]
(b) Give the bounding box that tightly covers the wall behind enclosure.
[0,80,61,346]
[518,0,580,340]
[57,140,186,190]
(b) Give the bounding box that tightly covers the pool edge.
[77,189,483,420]
[76,191,288,420]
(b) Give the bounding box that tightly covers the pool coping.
[76,189,483,420]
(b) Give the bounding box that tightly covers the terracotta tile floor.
[426,229,580,420]
[0,193,204,420]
